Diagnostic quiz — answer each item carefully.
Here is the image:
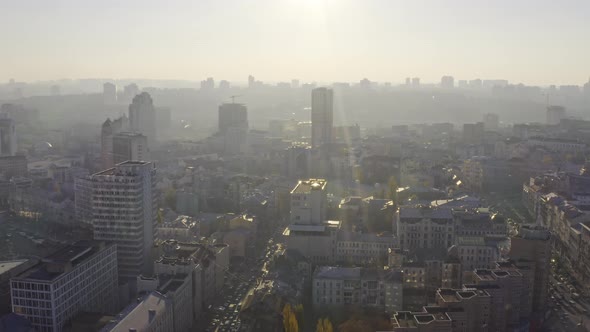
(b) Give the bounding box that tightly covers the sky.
[1,0,589,85]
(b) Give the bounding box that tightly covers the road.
[200,225,284,332]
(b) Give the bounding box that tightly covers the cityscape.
[2,1,590,332]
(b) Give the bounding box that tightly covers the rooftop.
[13,241,108,282]
[291,179,327,194]
[314,266,361,280]
[102,292,168,332]
[0,260,28,275]
[399,206,453,220]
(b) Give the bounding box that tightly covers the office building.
[311,87,333,148]
[90,161,157,279]
[10,241,118,332]
[0,116,16,156]
[440,76,454,88]
[103,82,117,104]
[546,105,566,125]
[509,225,551,313]
[112,132,149,164]
[129,92,157,145]
[290,178,327,224]
[218,103,248,134]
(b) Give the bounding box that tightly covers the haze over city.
[2,0,590,85]
[1,1,590,332]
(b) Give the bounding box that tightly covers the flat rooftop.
[291,179,327,194]
[13,241,104,282]
[0,260,28,275]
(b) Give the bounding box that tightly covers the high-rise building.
[129,92,157,145]
[411,77,420,87]
[101,115,129,169]
[103,82,117,104]
[405,77,411,86]
[90,161,157,279]
[311,87,333,148]
[123,83,140,101]
[509,225,551,313]
[546,105,566,125]
[462,122,485,144]
[290,178,327,225]
[483,113,500,132]
[112,132,149,164]
[218,103,248,134]
[219,80,230,90]
[440,76,454,89]
[0,116,17,156]
[248,75,255,88]
[10,241,118,332]
[201,77,214,90]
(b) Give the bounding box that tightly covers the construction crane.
[230,95,241,103]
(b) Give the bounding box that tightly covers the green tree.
[316,317,334,332]
[283,304,299,332]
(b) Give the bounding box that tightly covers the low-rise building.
[396,206,454,252]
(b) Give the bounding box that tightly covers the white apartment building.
[312,266,403,312]
[10,241,118,332]
[453,236,500,272]
[396,206,454,251]
[90,161,157,279]
[290,178,327,224]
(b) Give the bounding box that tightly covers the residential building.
[90,161,157,279]
[452,237,500,272]
[112,132,149,164]
[483,113,499,132]
[453,208,507,238]
[0,155,28,179]
[290,178,327,225]
[440,76,454,89]
[462,122,484,145]
[546,105,566,125]
[509,225,551,313]
[0,116,17,156]
[218,103,248,134]
[434,288,491,332]
[10,241,118,332]
[103,82,117,104]
[312,266,403,312]
[391,308,452,331]
[156,215,199,242]
[283,221,340,264]
[395,206,454,251]
[335,231,396,265]
[129,92,157,145]
[101,116,129,169]
[311,87,333,148]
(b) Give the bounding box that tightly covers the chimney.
[148,309,156,322]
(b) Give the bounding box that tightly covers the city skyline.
[1,0,590,85]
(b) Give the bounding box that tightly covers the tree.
[316,317,334,332]
[283,304,299,332]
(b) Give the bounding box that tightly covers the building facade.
[10,241,118,332]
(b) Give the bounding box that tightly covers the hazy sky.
[2,0,589,85]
